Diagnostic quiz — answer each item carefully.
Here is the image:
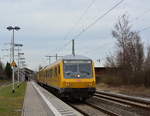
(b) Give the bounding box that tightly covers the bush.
[97,74,123,86]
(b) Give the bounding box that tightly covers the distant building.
[95,67,107,77]
[95,67,119,77]
[19,68,35,81]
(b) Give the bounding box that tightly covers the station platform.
[22,81,83,116]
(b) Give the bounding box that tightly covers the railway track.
[67,102,116,116]
[67,91,150,116]
[67,101,120,116]
[85,102,120,116]
[40,83,150,115]
[95,91,150,110]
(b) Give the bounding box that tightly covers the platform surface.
[22,82,54,116]
[22,81,83,116]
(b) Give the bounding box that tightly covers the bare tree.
[144,46,150,69]
[105,55,117,67]
[105,14,144,85]
[112,15,132,70]
[112,14,144,71]
[0,61,5,79]
[143,46,150,87]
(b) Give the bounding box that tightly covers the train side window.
[52,68,54,78]
[56,67,58,77]
[50,69,52,77]
[47,70,49,77]
[51,68,53,78]
[48,70,50,77]
[58,65,60,75]
[49,70,51,78]
[46,71,47,78]
[54,67,57,77]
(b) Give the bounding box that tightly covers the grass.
[0,80,7,83]
[0,82,27,116]
[0,80,10,86]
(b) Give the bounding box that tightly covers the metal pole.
[56,54,58,61]
[49,56,51,65]
[72,39,75,56]
[17,46,20,88]
[12,29,15,93]
[10,46,11,63]
[10,34,13,63]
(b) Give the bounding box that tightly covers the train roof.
[62,55,91,60]
[39,55,92,71]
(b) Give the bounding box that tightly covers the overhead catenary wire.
[71,0,125,41]
[53,0,96,55]
[81,25,150,63]
[56,0,124,56]
[51,0,96,56]
[84,25,150,54]
[56,39,72,54]
[63,0,96,41]
[131,8,150,23]
[138,26,150,33]
[80,4,150,56]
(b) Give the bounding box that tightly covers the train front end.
[60,55,96,100]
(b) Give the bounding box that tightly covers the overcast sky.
[0,0,150,70]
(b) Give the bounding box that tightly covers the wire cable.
[63,0,96,41]
[52,0,124,56]
[131,8,150,23]
[56,40,72,54]
[54,0,96,55]
[71,0,125,40]
[138,26,150,33]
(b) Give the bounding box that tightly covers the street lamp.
[7,26,20,93]
[15,44,23,88]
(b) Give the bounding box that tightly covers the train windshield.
[64,60,93,78]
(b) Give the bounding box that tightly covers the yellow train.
[37,55,96,100]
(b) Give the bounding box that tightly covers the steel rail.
[67,102,120,116]
[85,102,120,116]
[95,91,150,109]
[67,103,90,116]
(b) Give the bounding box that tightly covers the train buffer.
[21,81,83,116]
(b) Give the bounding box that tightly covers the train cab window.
[79,63,92,78]
[64,64,77,73]
[64,60,93,78]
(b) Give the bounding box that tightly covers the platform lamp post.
[7,26,20,93]
[15,44,23,88]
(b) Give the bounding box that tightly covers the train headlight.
[77,75,80,78]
